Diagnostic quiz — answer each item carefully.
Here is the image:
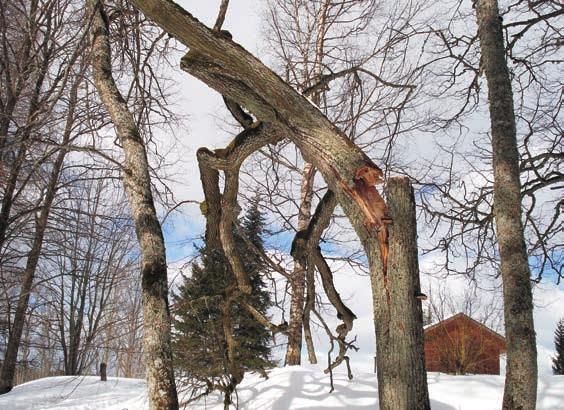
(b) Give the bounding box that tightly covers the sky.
[155,0,262,261]
[154,1,563,376]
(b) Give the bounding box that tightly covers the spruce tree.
[172,194,274,400]
[552,318,564,375]
[232,195,273,372]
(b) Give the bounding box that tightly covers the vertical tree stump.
[100,362,107,382]
[371,176,430,410]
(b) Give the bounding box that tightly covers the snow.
[0,366,562,409]
[0,376,147,410]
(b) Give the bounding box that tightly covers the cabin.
[424,313,506,375]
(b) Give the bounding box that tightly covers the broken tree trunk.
[88,1,179,409]
[371,176,430,410]
[128,0,389,286]
[129,0,428,404]
[475,1,537,409]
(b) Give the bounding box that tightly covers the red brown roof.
[425,312,506,347]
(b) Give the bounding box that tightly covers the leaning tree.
[128,0,430,408]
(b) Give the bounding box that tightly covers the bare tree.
[43,176,137,376]
[0,0,183,396]
[88,0,179,408]
[407,0,555,406]
[0,22,88,390]
[414,0,562,283]
[259,0,423,368]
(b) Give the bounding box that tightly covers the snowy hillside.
[0,366,562,410]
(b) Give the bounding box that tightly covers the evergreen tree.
[231,195,273,372]
[552,318,564,375]
[172,195,274,401]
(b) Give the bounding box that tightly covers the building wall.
[424,316,506,375]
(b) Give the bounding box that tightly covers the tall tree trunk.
[475,1,537,409]
[285,163,316,366]
[88,1,179,409]
[371,176,430,410]
[285,0,329,366]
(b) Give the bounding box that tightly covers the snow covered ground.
[0,366,562,409]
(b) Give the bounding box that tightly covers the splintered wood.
[340,165,392,275]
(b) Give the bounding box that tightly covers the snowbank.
[0,366,562,409]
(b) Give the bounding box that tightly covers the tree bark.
[285,265,306,365]
[88,1,179,409]
[475,1,537,409]
[371,176,430,410]
[302,262,317,365]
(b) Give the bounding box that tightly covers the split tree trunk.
[88,1,179,409]
[475,1,537,409]
[129,0,429,405]
[371,176,430,410]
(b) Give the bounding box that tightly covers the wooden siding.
[424,313,506,375]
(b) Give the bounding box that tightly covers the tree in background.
[172,195,273,407]
[0,0,184,394]
[553,318,564,375]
